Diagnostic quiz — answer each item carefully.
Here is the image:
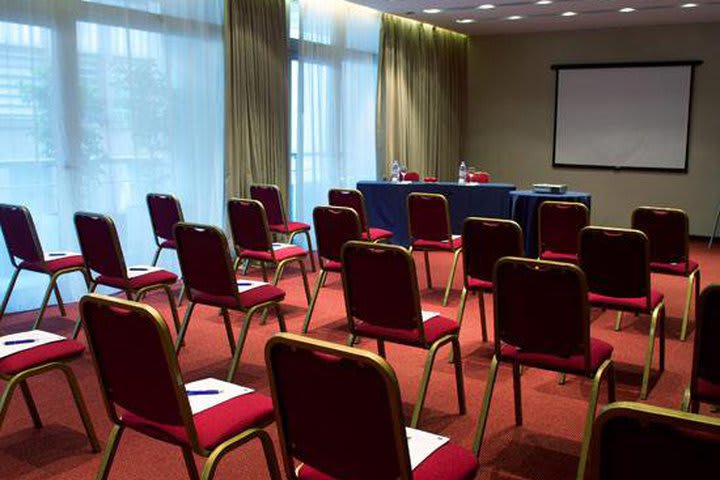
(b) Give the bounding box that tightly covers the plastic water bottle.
[458,161,467,185]
[391,160,400,183]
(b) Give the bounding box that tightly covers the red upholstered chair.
[579,226,665,400]
[265,333,479,480]
[407,193,463,306]
[341,241,465,428]
[74,212,180,339]
[423,177,438,183]
[0,204,90,330]
[302,206,362,334]
[632,206,700,341]
[466,172,490,183]
[146,193,184,266]
[79,294,281,480]
[682,285,720,413]
[0,329,99,454]
[173,222,286,381]
[250,184,316,272]
[538,201,589,264]
[329,188,393,243]
[472,257,615,479]
[403,171,420,182]
[457,218,523,344]
[584,402,720,480]
[227,199,310,319]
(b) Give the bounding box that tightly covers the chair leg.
[346,334,357,346]
[512,362,523,426]
[302,270,326,334]
[377,339,386,358]
[177,282,186,307]
[614,311,623,331]
[260,263,269,282]
[410,337,452,428]
[298,260,312,305]
[58,363,101,452]
[680,269,699,341]
[304,230,317,272]
[162,284,182,335]
[451,337,466,416]
[241,258,250,276]
[478,290,488,342]
[709,202,720,248]
[576,360,614,480]
[226,306,260,382]
[261,261,288,325]
[32,274,58,330]
[472,355,500,457]
[681,387,691,412]
[53,283,67,317]
[201,429,282,480]
[151,246,163,267]
[449,288,469,364]
[423,251,433,289]
[181,447,200,480]
[19,381,43,428]
[73,282,97,339]
[221,308,236,355]
[0,268,20,321]
[175,302,196,353]
[95,424,125,480]
[640,302,664,400]
[275,304,286,332]
[442,248,462,307]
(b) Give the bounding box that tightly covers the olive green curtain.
[224,0,289,204]
[377,14,467,181]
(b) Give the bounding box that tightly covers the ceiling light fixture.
[507,15,524,20]
[561,11,578,16]
[422,8,443,14]
[477,4,496,10]
[456,18,476,23]
[680,3,699,7]
[536,0,553,5]
[619,7,636,13]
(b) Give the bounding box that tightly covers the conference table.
[510,190,592,258]
[357,181,517,246]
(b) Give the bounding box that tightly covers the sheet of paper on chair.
[185,378,254,415]
[406,427,449,470]
[421,311,440,323]
[0,330,66,360]
[451,235,461,240]
[272,243,295,250]
[44,251,78,261]
[236,279,269,294]
[126,265,164,279]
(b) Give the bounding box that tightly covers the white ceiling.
[347,0,720,35]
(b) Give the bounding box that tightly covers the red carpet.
[1,240,718,479]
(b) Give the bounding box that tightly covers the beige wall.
[465,23,720,235]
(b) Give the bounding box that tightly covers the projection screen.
[552,62,700,171]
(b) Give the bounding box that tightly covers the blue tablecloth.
[358,181,517,246]
[510,190,592,258]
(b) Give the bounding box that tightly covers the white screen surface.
[554,65,693,170]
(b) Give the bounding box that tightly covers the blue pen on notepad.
[129,267,148,271]
[4,339,36,346]
[187,389,222,396]
[48,252,66,257]
[237,282,252,286]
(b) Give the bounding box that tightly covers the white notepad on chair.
[44,251,79,261]
[0,330,66,360]
[272,243,295,251]
[127,265,164,279]
[185,378,254,415]
[236,279,269,294]
[421,311,440,323]
[406,427,449,470]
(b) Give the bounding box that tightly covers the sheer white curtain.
[0,0,224,313]
[289,0,380,229]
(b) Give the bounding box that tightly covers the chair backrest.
[631,207,690,269]
[341,241,423,334]
[539,201,589,256]
[588,403,720,480]
[74,212,127,279]
[328,188,369,233]
[174,222,240,302]
[462,217,523,285]
[403,171,420,182]
[146,193,184,244]
[265,333,412,480]
[691,285,720,392]
[407,193,452,242]
[313,206,362,265]
[579,227,650,301]
[250,184,286,228]
[80,294,198,443]
[227,198,273,253]
[0,204,44,265]
[494,257,590,365]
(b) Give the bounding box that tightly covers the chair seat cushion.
[363,227,393,242]
[0,339,85,375]
[323,260,342,273]
[121,392,274,451]
[539,251,578,264]
[650,259,699,276]
[500,338,613,375]
[297,442,478,480]
[467,276,493,291]
[192,284,286,310]
[270,221,310,234]
[697,378,720,404]
[354,315,459,347]
[588,289,664,312]
[240,245,307,263]
[160,239,176,249]
[97,269,178,290]
[412,237,462,252]
[20,255,85,274]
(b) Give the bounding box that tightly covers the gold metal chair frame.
[174,223,287,382]
[81,294,281,480]
[340,241,466,428]
[580,226,666,400]
[265,333,416,480]
[0,360,99,454]
[632,206,700,341]
[582,401,720,480]
[73,212,181,340]
[406,193,462,307]
[472,257,616,480]
[0,204,92,331]
[302,206,362,334]
[537,201,589,260]
[251,183,316,272]
[146,193,186,305]
[328,188,391,244]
